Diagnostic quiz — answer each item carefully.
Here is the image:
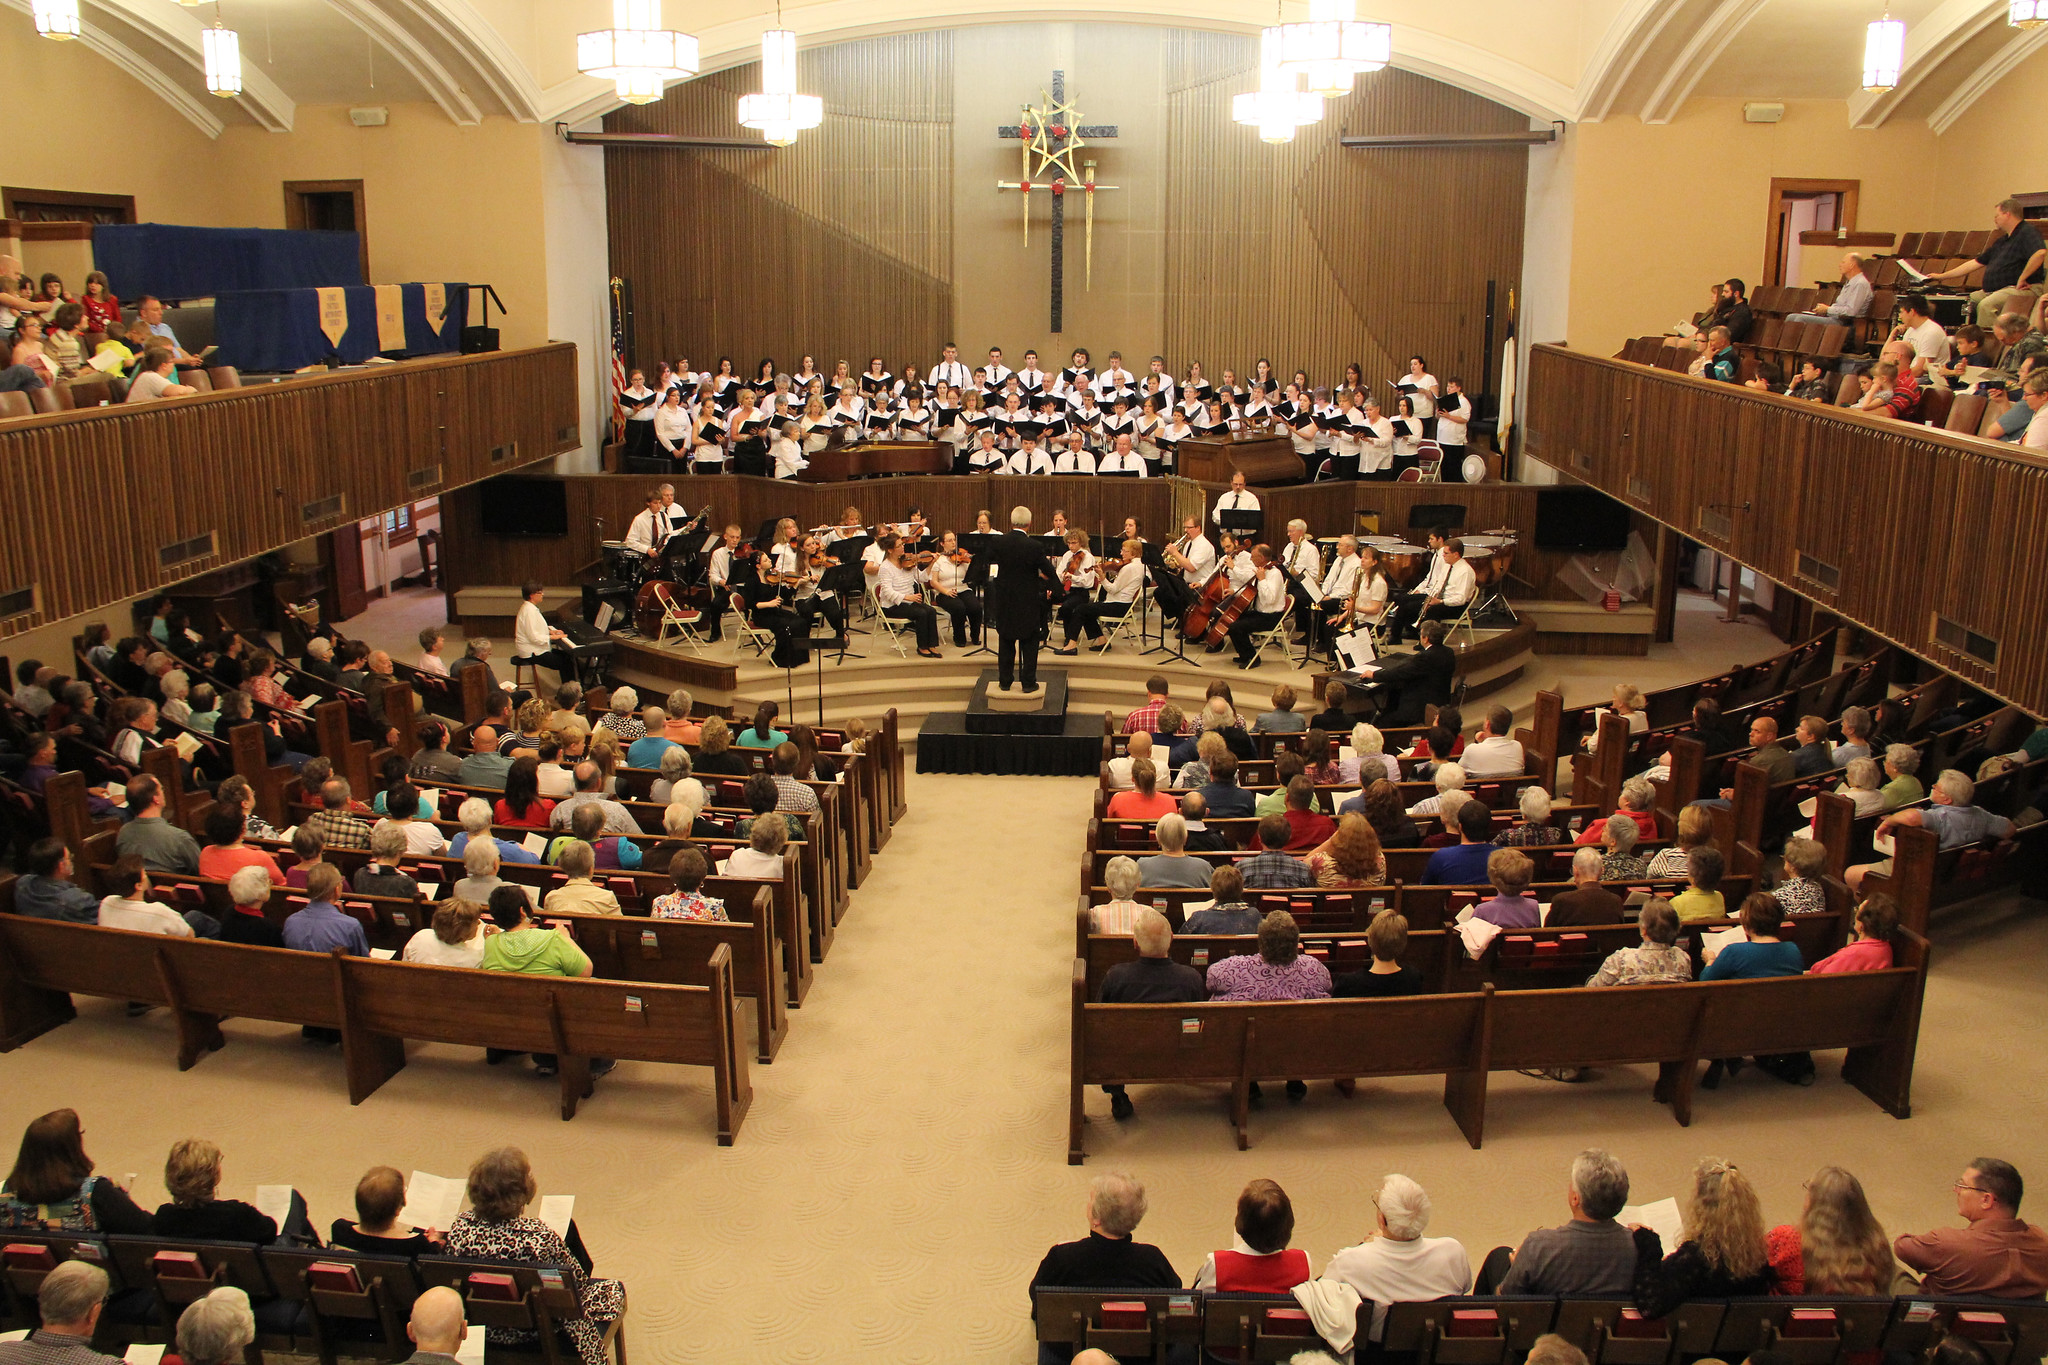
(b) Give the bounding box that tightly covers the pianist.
[513,582,577,689]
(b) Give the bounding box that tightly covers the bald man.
[399,1286,467,1365]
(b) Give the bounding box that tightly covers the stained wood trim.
[284,179,371,283]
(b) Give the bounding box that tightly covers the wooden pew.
[0,913,750,1139]
[1067,925,1929,1160]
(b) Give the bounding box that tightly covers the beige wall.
[1565,98,1941,357]
[1931,43,2048,223]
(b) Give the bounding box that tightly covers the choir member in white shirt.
[1193,399,1230,439]
[897,395,934,440]
[859,357,894,403]
[513,582,576,687]
[928,530,984,646]
[1158,409,1193,473]
[1250,358,1279,400]
[984,347,1013,394]
[770,422,809,479]
[966,430,1006,474]
[1054,432,1097,474]
[1212,470,1262,525]
[1434,376,1472,478]
[1391,395,1424,477]
[1146,356,1177,408]
[625,484,682,560]
[1050,531,1101,650]
[1006,436,1055,475]
[792,355,821,390]
[1097,433,1147,477]
[651,390,691,463]
[1058,348,1094,404]
[994,393,1028,451]
[1094,352,1135,401]
[828,385,866,444]
[1221,545,1291,664]
[1134,399,1165,466]
[1399,355,1439,425]
[1357,397,1396,481]
[1071,394,1105,441]
[1015,350,1047,398]
[894,364,925,403]
[1164,515,1217,590]
[873,536,943,656]
[1282,385,1319,457]
[1100,396,1135,449]
[800,397,834,453]
[932,344,971,392]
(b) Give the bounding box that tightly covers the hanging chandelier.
[1862,9,1905,91]
[578,0,700,106]
[1276,0,1390,99]
[1234,25,1323,144]
[31,0,81,40]
[2011,0,2048,27]
[203,6,241,97]
[737,26,823,146]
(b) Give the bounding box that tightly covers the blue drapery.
[211,283,469,372]
[92,223,365,299]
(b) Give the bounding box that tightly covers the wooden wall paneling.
[605,33,956,374]
[1526,344,2048,716]
[1162,38,1526,397]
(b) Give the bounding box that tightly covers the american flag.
[608,277,628,447]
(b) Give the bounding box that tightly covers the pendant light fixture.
[737,15,823,147]
[578,0,700,106]
[1862,9,1905,91]
[203,4,242,97]
[1233,24,1324,144]
[32,0,82,40]
[2011,0,2048,28]
[1277,0,1390,99]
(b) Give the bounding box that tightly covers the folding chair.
[865,585,912,658]
[1239,613,1295,670]
[650,582,706,652]
[1094,586,1147,654]
[1397,467,1424,482]
[1416,440,1445,481]
[730,591,775,658]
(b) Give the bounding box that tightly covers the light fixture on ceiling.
[1233,24,1324,144]
[737,24,823,146]
[203,4,241,96]
[2011,0,2048,27]
[1862,9,1905,91]
[31,0,81,40]
[1276,0,1390,99]
[578,0,700,106]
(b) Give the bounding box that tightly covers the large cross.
[996,69,1118,334]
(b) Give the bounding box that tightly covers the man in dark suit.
[1369,618,1456,727]
[970,505,1061,690]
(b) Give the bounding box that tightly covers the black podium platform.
[917,669,1101,775]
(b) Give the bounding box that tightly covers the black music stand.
[817,560,867,660]
[1140,547,1193,663]
[1218,508,1264,545]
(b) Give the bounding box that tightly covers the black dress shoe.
[1286,1079,1307,1101]
[1110,1091,1135,1121]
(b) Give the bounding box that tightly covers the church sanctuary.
[10,0,2048,1360]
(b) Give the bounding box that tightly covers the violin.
[807,549,841,569]
[949,545,973,566]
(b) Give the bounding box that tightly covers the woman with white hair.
[1835,757,1887,817]
[1495,785,1566,846]
[650,745,694,805]
[1090,856,1147,934]
[1324,1173,1472,1341]
[175,1286,256,1365]
[1348,723,1401,785]
[1584,683,1649,753]
[1594,812,1647,878]
[158,670,193,726]
[1407,762,1465,820]
[597,687,644,741]
[1879,743,1923,809]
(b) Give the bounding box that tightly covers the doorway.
[1765,178,1859,289]
[284,179,370,282]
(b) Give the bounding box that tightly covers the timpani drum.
[1377,542,1428,589]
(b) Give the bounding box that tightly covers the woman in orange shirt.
[1106,758,1176,820]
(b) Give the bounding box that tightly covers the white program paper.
[370,947,396,960]
[254,1185,294,1229]
[1700,927,1745,962]
[125,1347,166,1365]
[537,1194,575,1239]
[523,832,551,857]
[1621,1197,1684,1247]
[454,1326,487,1365]
[399,1170,465,1233]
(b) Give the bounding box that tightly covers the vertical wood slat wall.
[603,28,1529,391]
[1162,41,1528,399]
[604,33,957,375]
[0,345,579,639]
[1525,344,2048,716]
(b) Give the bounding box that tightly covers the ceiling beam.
[391,0,545,122]
[0,0,224,137]
[1573,0,1690,123]
[1639,0,1769,125]
[89,0,296,131]
[1928,21,2048,133]
[320,0,484,124]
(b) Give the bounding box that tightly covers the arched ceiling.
[10,0,2043,137]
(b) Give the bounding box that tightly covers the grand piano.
[800,440,952,481]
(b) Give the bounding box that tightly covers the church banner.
[374,284,407,352]
[315,286,349,347]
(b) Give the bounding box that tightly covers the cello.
[1179,562,1232,641]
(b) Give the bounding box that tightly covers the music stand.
[817,560,867,660]
[1218,508,1264,545]
[1140,546,1193,663]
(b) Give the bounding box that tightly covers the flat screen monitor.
[478,477,568,537]
[1533,486,1632,553]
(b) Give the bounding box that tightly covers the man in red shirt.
[1896,1159,2048,1297]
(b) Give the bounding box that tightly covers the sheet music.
[125,1347,166,1365]
[253,1185,294,1229]
[455,1325,487,1365]
[537,1195,575,1239]
[1621,1198,1685,1246]
[399,1170,465,1233]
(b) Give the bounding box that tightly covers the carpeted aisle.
[3,770,2045,1363]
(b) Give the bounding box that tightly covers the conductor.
[969,505,1061,691]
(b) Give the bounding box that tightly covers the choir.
[618,345,1477,482]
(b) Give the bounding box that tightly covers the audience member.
[1182,866,1258,934]
[11,838,100,923]
[445,1148,622,1365]
[1590,812,1647,879]
[1332,910,1423,997]
[403,899,489,968]
[1089,856,1148,932]
[1850,769,2013,892]
[198,808,284,885]
[375,784,448,856]
[1670,847,1727,923]
[1138,813,1212,889]
[1123,676,1179,735]
[1496,785,1567,847]
[1588,901,1692,987]
[549,761,644,835]
[98,855,213,937]
[0,1109,153,1233]
[176,1287,257,1365]
[1254,684,1306,734]
[545,840,624,916]
[0,1261,120,1365]
[283,864,369,956]
[308,779,375,850]
[1325,1174,1472,1341]
[1459,707,1525,777]
[1193,1180,1312,1292]
[1895,1159,2048,1297]
[113,775,200,873]
[1632,1157,1773,1315]
[1097,909,1206,1119]
[1766,1165,1894,1295]
[1306,811,1387,888]
[1408,761,1466,820]
[1772,837,1830,916]
[1786,252,1875,328]
[650,847,728,922]
[1205,910,1331,1001]
[725,817,788,878]
[1813,895,1898,973]
[1474,848,1540,928]
[1107,758,1176,820]
[1547,848,1624,927]
[457,727,514,789]
[1029,1171,1181,1304]
[1646,806,1713,878]
[1423,801,1497,883]
[330,1166,444,1255]
[1241,814,1315,888]
[1478,1151,1635,1295]
[154,1138,297,1244]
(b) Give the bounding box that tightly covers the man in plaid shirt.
[1122,675,1182,735]
[1239,814,1315,888]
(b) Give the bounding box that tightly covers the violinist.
[738,547,806,655]
[790,533,848,647]
[929,530,984,647]
[873,534,943,657]
[1062,536,1145,652]
[1051,530,1101,653]
[1162,515,1217,591]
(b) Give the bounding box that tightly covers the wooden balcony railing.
[1525,343,2048,716]
[0,344,580,638]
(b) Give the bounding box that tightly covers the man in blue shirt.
[626,710,678,770]
[448,798,541,864]
[11,839,101,923]
[1197,753,1256,820]
[1848,768,2014,893]
[1423,800,1499,884]
[137,295,196,362]
[281,863,367,1043]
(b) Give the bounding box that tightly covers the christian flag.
[608,277,629,447]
